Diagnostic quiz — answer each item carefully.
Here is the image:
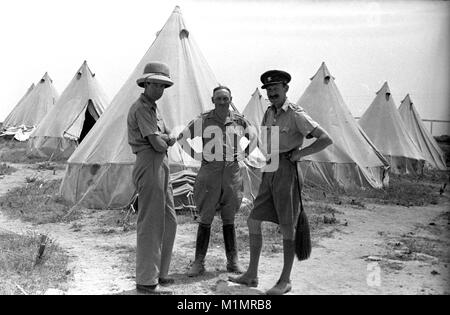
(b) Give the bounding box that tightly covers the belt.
[279,151,293,159]
[201,159,240,165]
[266,151,295,164]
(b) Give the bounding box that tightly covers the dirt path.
[1,162,449,295]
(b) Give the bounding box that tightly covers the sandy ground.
[0,162,449,295]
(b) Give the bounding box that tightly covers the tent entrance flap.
[79,100,99,143]
[64,100,100,142]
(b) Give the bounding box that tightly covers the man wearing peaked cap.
[260,70,291,89]
[230,69,333,295]
[127,61,177,295]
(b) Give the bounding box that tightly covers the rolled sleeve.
[294,109,319,137]
[136,106,159,138]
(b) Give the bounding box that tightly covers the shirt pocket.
[228,125,244,137]
[280,126,290,134]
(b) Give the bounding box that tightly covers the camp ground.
[1,73,59,141]
[27,61,109,160]
[0,2,449,297]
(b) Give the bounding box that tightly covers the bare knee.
[279,224,295,240]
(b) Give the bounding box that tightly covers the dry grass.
[33,161,67,172]
[91,208,138,232]
[0,231,71,295]
[0,163,17,176]
[436,135,450,167]
[383,210,450,264]
[348,175,439,207]
[303,171,449,208]
[0,179,76,224]
[0,145,45,164]
[0,139,64,164]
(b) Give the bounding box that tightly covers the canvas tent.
[398,94,447,170]
[1,73,59,140]
[295,62,389,189]
[1,83,34,139]
[242,88,270,136]
[28,61,109,160]
[241,88,268,165]
[60,6,254,209]
[240,88,271,196]
[2,83,35,129]
[359,82,425,175]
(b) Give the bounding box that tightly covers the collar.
[139,93,157,110]
[206,109,234,125]
[270,98,290,113]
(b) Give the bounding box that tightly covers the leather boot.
[223,224,244,273]
[187,223,210,277]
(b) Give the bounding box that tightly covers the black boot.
[187,223,210,277]
[223,224,244,273]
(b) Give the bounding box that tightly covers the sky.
[1,0,449,135]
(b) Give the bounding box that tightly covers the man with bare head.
[178,85,257,277]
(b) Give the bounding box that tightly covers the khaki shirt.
[182,109,257,162]
[261,98,319,154]
[127,94,168,154]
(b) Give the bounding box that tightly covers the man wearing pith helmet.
[230,69,333,295]
[127,61,178,295]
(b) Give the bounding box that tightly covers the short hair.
[213,85,231,96]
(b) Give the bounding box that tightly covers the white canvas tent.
[241,87,269,167]
[242,88,270,135]
[2,83,35,129]
[1,73,58,140]
[359,82,425,175]
[1,83,34,139]
[398,94,447,170]
[296,63,390,189]
[60,6,253,209]
[28,61,109,159]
